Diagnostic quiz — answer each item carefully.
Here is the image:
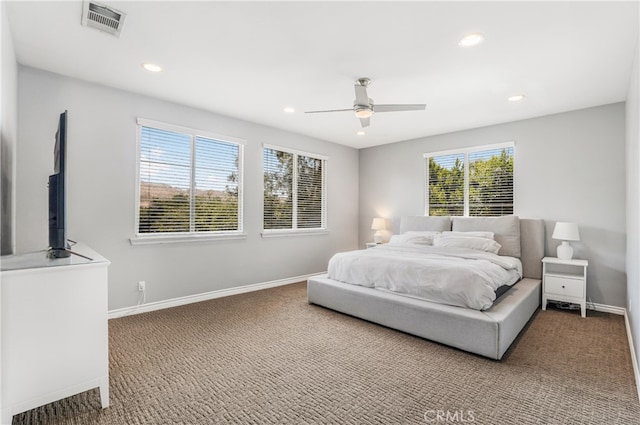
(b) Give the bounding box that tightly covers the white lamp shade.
[371,218,386,231]
[552,222,580,241]
[371,218,386,244]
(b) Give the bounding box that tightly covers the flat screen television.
[48,110,70,258]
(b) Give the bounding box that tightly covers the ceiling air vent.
[81,1,126,37]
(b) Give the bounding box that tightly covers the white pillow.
[441,231,495,240]
[451,216,520,257]
[389,231,440,246]
[434,235,502,254]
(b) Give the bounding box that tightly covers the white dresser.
[0,243,110,424]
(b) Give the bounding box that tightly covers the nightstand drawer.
[545,276,584,298]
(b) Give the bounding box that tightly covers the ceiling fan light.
[355,107,373,118]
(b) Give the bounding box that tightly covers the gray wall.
[625,36,639,380]
[1,3,17,255]
[16,67,359,310]
[359,103,627,307]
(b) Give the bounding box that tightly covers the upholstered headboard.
[398,216,545,279]
[518,218,545,279]
[399,215,451,233]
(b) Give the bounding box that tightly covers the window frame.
[261,144,328,237]
[423,141,515,217]
[131,118,246,245]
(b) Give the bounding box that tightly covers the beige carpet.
[13,282,640,424]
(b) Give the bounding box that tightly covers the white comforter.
[327,244,523,311]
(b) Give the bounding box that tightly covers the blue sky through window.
[140,127,239,192]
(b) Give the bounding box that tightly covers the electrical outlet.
[138,281,146,292]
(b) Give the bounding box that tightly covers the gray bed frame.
[307,218,545,360]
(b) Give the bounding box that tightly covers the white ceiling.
[6,1,639,149]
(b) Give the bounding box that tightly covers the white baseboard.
[588,302,626,315]
[108,273,323,319]
[624,309,640,402]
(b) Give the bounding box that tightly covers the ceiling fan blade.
[359,117,370,128]
[304,108,353,114]
[354,84,369,106]
[373,104,426,112]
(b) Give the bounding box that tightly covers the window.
[263,145,327,233]
[136,119,243,239]
[425,142,514,217]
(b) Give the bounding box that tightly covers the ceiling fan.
[305,77,426,128]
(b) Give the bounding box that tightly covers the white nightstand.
[366,242,378,249]
[541,256,588,318]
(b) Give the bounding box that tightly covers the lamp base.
[373,231,383,244]
[557,241,574,260]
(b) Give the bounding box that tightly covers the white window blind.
[137,122,243,235]
[297,155,324,228]
[263,149,293,230]
[263,146,326,231]
[469,146,514,216]
[427,153,465,216]
[194,136,241,231]
[425,143,514,217]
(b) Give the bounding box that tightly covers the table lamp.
[552,222,580,260]
[371,218,386,244]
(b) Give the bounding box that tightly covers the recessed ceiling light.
[142,63,163,73]
[283,107,295,113]
[356,131,366,136]
[508,94,526,102]
[458,32,485,47]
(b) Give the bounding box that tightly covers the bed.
[307,216,545,360]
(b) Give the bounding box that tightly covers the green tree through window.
[263,150,293,230]
[428,154,464,216]
[469,148,514,216]
[138,123,243,235]
[263,147,326,231]
[425,144,514,217]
